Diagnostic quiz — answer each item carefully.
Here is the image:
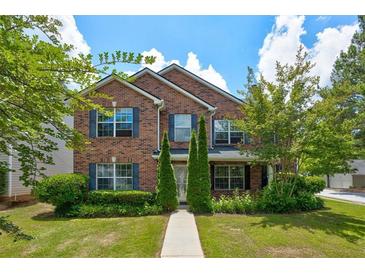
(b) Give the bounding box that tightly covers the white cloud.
[185,52,229,92]
[141,48,180,71]
[309,24,358,86]
[258,15,358,87]
[53,15,91,57]
[258,15,307,83]
[139,48,230,92]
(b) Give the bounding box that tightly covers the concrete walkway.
[319,189,365,204]
[160,209,204,258]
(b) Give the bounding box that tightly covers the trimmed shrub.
[186,130,199,209]
[88,190,155,206]
[257,176,325,213]
[212,190,256,214]
[300,176,326,194]
[33,173,88,214]
[156,132,178,212]
[257,180,298,213]
[295,192,324,211]
[193,115,213,213]
[66,203,162,218]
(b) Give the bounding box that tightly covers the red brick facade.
[73,65,263,194]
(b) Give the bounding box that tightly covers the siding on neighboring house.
[0,153,9,196]
[327,160,365,188]
[1,116,74,201]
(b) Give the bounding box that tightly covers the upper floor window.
[96,163,133,190]
[214,120,247,144]
[97,108,133,137]
[174,114,192,142]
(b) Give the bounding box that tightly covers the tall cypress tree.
[186,130,199,210]
[156,132,178,211]
[196,115,213,213]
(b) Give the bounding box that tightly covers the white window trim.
[214,120,245,145]
[214,165,245,190]
[174,114,192,142]
[96,163,133,190]
[97,108,133,137]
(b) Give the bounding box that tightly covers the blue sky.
[72,15,358,97]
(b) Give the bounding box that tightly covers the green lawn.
[196,199,365,258]
[0,203,168,257]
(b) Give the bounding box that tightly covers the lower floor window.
[214,165,244,190]
[97,163,133,190]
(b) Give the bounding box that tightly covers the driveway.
[319,188,365,204]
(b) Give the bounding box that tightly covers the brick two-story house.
[74,64,269,202]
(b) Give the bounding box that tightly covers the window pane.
[98,123,114,137]
[98,109,114,123]
[175,114,191,127]
[230,177,244,189]
[175,128,191,142]
[215,166,229,177]
[116,108,133,122]
[97,178,113,190]
[230,132,244,144]
[215,178,229,189]
[97,164,114,177]
[214,120,229,132]
[230,166,244,177]
[215,132,229,144]
[115,178,133,190]
[116,123,132,137]
[115,164,132,177]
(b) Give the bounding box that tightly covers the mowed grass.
[196,199,365,258]
[0,203,168,257]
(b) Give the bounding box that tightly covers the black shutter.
[132,163,139,190]
[168,114,175,141]
[261,165,268,189]
[132,107,140,138]
[191,114,197,132]
[244,133,250,144]
[210,164,215,190]
[212,118,215,145]
[245,165,251,190]
[89,163,96,191]
[89,110,97,138]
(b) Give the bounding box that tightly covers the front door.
[174,165,187,203]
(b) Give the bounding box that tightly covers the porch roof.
[152,146,257,161]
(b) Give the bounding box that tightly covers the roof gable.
[159,64,243,105]
[79,74,163,105]
[131,68,216,111]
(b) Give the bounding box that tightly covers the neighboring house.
[0,116,74,202]
[74,64,269,202]
[326,160,365,189]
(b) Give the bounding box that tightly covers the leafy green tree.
[329,15,365,150]
[156,132,178,212]
[186,130,199,210]
[239,46,359,180]
[195,115,212,213]
[239,47,320,180]
[300,15,365,177]
[0,15,155,186]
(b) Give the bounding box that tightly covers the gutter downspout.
[157,100,165,151]
[209,108,217,149]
